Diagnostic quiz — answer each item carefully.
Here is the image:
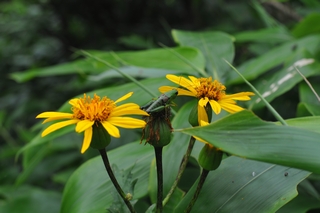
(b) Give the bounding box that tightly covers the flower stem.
[163,136,196,206]
[185,169,210,213]
[154,147,164,213]
[98,149,136,213]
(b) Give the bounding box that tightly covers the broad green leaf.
[283,116,320,134]
[296,102,313,117]
[234,27,293,43]
[61,142,154,213]
[0,185,61,213]
[250,50,320,109]
[299,81,320,105]
[174,156,310,213]
[172,29,234,82]
[10,47,205,83]
[179,110,320,174]
[17,77,176,156]
[292,13,320,38]
[227,34,320,85]
[299,102,320,116]
[277,179,320,212]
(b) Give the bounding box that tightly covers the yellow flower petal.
[188,76,200,86]
[209,100,221,114]
[101,121,120,138]
[220,102,245,113]
[166,74,198,94]
[69,98,79,106]
[197,103,208,124]
[159,86,176,93]
[159,86,196,97]
[41,119,78,137]
[224,92,255,101]
[194,120,210,144]
[75,120,94,133]
[108,117,146,128]
[198,97,209,107]
[176,88,197,97]
[36,112,73,119]
[42,116,74,124]
[111,103,149,117]
[114,92,133,104]
[81,127,93,153]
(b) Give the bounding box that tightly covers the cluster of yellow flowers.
[36,74,254,153]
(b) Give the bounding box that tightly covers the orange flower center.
[196,77,226,101]
[72,94,116,121]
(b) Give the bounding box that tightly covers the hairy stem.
[154,147,164,213]
[163,136,196,206]
[185,169,210,213]
[99,149,136,213]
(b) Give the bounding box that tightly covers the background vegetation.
[1,0,320,212]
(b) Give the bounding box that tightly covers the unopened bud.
[198,144,223,171]
[142,109,173,147]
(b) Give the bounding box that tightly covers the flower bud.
[198,144,223,171]
[90,122,111,150]
[142,109,173,147]
[188,103,212,127]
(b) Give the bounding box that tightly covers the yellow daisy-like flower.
[159,74,254,124]
[36,92,148,153]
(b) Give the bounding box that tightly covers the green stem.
[98,149,136,213]
[185,169,210,213]
[224,59,287,126]
[163,136,196,206]
[154,147,164,213]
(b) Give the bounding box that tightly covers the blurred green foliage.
[1,0,320,212]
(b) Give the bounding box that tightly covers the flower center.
[196,77,226,101]
[72,94,116,122]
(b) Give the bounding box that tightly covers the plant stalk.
[185,169,209,213]
[163,136,196,205]
[99,149,136,213]
[154,147,164,213]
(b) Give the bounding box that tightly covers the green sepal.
[90,122,111,149]
[188,102,212,127]
[142,111,172,147]
[198,144,223,171]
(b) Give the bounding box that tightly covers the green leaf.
[0,185,61,213]
[296,102,312,117]
[61,143,154,213]
[10,47,205,83]
[277,179,320,212]
[107,165,137,213]
[227,34,320,85]
[179,110,320,174]
[292,13,320,38]
[172,29,235,81]
[299,81,320,105]
[250,50,320,109]
[174,156,310,213]
[234,27,293,43]
[283,116,320,134]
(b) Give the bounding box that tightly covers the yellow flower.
[36,92,148,153]
[159,74,254,124]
